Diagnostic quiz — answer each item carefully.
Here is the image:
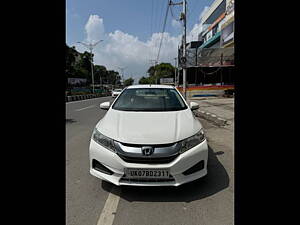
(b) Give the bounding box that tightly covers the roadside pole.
[182,0,187,99]
[90,49,95,93]
[174,57,177,86]
[77,40,103,94]
[169,0,187,94]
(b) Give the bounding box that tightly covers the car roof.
[126,84,175,89]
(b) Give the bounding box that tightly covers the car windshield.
[112,88,187,111]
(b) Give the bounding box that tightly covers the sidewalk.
[188,97,234,126]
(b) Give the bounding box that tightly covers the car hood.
[96,108,202,144]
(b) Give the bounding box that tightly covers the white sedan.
[89,85,208,186]
[111,89,122,98]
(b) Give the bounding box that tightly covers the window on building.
[202,0,226,25]
[221,21,234,46]
[212,25,218,36]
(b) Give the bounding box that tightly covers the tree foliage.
[139,62,175,84]
[124,77,134,87]
[147,63,175,78]
[138,76,155,84]
[65,44,121,87]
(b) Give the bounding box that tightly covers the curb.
[194,110,228,126]
[65,93,110,102]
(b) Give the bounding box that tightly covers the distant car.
[89,85,208,186]
[112,89,122,98]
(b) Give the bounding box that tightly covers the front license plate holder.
[124,168,170,179]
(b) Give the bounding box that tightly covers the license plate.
[125,168,170,179]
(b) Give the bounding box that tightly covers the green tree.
[147,62,175,84]
[94,65,107,84]
[138,76,155,84]
[139,76,149,84]
[124,77,134,87]
[107,70,121,85]
[65,44,121,88]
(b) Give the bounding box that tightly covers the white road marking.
[75,105,95,111]
[66,96,111,104]
[97,186,121,225]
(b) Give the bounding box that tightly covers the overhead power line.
[170,3,181,22]
[156,1,170,63]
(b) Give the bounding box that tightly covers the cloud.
[75,8,209,81]
[187,5,210,42]
[85,15,105,43]
[171,19,181,30]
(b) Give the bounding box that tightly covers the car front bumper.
[89,139,208,186]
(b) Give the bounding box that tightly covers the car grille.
[120,142,175,148]
[117,153,179,164]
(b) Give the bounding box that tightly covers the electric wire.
[156,1,170,63]
[170,4,181,22]
[149,0,154,62]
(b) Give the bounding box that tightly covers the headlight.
[179,129,205,153]
[92,128,116,152]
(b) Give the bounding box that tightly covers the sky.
[66,0,214,82]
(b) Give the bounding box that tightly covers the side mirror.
[100,102,110,110]
[190,102,199,111]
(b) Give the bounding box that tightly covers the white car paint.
[89,85,208,186]
[112,89,122,98]
[97,109,201,145]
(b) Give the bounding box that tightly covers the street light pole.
[77,40,103,93]
[174,57,177,86]
[117,66,127,87]
[90,48,95,93]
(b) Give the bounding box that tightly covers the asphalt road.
[66,96,234,225]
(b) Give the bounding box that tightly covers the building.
[220,0,234,48]
[199,0,226,49]
[177,0,234,98]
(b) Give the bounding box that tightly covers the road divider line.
[75,105,95,111]
[66,96,111,104]
[97,186,121,225]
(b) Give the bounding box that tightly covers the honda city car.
[89,85,208,186]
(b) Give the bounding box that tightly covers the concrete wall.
[65,93,110,102]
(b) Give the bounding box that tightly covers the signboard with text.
[68,78,87,85]
[160,78,174,84]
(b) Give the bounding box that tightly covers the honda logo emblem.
[141,146,154,156]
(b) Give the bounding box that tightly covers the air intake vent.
[92,159,113,175]
[182,160,204,175]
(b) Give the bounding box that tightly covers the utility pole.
[77,40,103,93]
[182,0,187,99]
[99,74,102,89]
[117,66,127,87]
[169,0,187,98]
[149,59,158,84]
[174,57,177,86]
[154,61,158,84]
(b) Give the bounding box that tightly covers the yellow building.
[221,0,234,48]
